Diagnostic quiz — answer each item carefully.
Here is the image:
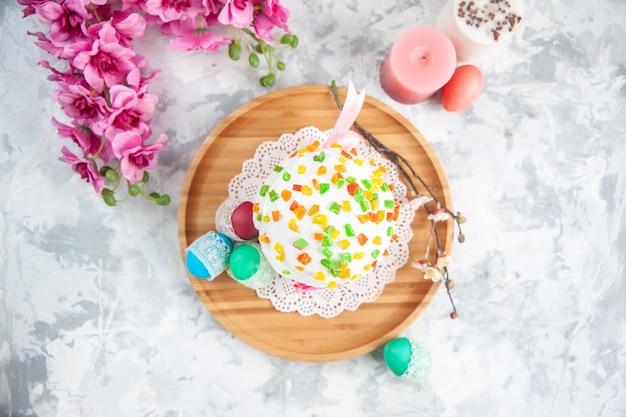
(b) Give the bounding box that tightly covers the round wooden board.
[177,85,453,362]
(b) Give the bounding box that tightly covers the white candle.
[436,0,523,62]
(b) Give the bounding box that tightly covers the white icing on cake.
[252,142,399,289]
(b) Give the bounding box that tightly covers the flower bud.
[141,170,150,184]
[280,34,294,45]
[103,194,116,207]
[128,183,140,197]
[260,73,275,87]
[450,311,458,319]
[446,279,455,290]
[277,61,286,71]
[458,233,465,243]
[248,52,260,68]
[156,194,171,206]
[105,169,119,183]
[228,41,242,61]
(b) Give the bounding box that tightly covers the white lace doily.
[227,126,415,318]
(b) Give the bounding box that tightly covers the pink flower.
[54,82,107,124]
[72,22,138,92]
[202,0,222,14]
[52,117,109,160]
[94,84,158,140]
[251,14,275,41]
[251,0,290,41]
[28,31,65,58]
[36,0,91,43]
[125,67,161,94]
[120,0,142,12]
[112,12,147,42]
[260,0,290,30]
[17,0,48,18]
[168,17,231,52]
[59,146,105,194]
[144,0,205,23]
[85,12,147,48]
[58,38,95,62]
[38,60,82,84]
[111,132,168,184]
[218,0,254,28]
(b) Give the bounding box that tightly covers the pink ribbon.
[293,281,347,293]
[320,81,366,149]
[294,82,365,294]
[293,282,324,293]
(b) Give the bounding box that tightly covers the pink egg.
[441,65,484,112]
[231,201,258,240]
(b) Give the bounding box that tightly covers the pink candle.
[380,27,457,104]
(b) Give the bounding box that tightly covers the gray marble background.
[1,0,625,416]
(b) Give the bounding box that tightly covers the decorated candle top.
[437,0,523,62]
[252,141,399,289]
[455,0,523,43]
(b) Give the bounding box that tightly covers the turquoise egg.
[383,337,432,382]
[227,243,274,290]
[185,231,234,279]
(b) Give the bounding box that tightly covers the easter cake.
[252,140,399,289]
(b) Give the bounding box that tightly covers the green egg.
[383,337,432,381]
[228,244,261,281]
[383,337,413,376]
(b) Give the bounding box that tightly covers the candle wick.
[410,50,433,68]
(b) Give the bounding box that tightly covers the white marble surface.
[1,0,625,416]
